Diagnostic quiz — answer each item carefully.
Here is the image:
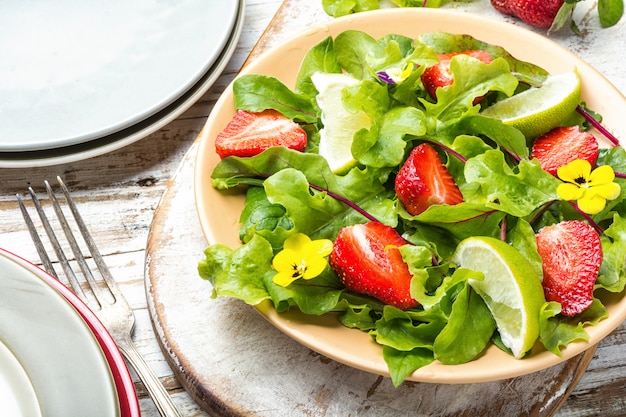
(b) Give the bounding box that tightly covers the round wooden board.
[144,140,596,417]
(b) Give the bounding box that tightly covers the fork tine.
[44,179,107,308]
[17,194,58,278]
[19,187,89,302]
[20,178,183,417]
[55,176,123,302]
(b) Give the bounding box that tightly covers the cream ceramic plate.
[194,9,626,383]
[0,249,120,416]
[0,0,240,154]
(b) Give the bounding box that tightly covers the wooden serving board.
[144,1,596,415]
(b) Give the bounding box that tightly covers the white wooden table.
[0,1,624,416]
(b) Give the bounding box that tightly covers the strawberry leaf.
[549,1,576,34]
[598,0,625,27]
[321,0,379,17]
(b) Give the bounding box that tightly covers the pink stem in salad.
[423,140,467,163]
[308,183,380,223]
[500,216,508,241]
[615,171,626,179]
[567,201,604,235]
[576,105,620,146]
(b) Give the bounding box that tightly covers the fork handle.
[116,335,184,417]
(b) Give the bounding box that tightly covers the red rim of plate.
[0,248,140,417]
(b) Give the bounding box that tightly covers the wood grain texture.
[146,132,598,417]
[1,0,624,416]
[145,1,625,416]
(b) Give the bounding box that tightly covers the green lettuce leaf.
[433,284,496,364]
[462,150,561,217]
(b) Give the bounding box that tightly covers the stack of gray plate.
[0,0,244,167]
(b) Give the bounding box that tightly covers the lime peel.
[480,70,582,139]
[452,236,546,358]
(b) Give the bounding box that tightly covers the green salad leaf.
[199,30,626,386]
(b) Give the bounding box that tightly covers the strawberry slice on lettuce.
[215,109,307,159]
[330,222,418,310]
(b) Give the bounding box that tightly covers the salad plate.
[0,248,139,417]
[194,8,626,383]
[0,0,244,167]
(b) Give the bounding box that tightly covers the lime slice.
[312,72,371,174]
[480,70,581,139]
[451,236,545,358]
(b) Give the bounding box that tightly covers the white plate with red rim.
[0,248,139,417]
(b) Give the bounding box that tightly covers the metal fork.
[17,177,183,417]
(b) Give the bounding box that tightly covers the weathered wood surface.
[0,0,625,416]
[146,140,597,417]
[147,1,626,417]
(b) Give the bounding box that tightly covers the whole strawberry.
[330,222,418,310]
[536,220,602,316]
[491,0,564,29]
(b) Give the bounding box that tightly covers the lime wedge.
[451,236,545,358]
[480,70,581,139]
[311,72,371,174]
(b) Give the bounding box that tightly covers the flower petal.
[588,164,616,185]
[303,239,333,258]
[273,271,299,287]
[577,192,607,215]
[283,233,311,252]
[302,258,328,279]
[272,248,299,272]
[557,183,585,201]
[592,182,621,200]
[557,159,591,184]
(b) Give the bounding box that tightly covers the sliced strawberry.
[215,109,307,159]
[330,222,418,310]
[394,143,464,216]
[530,125,599,176]
[421,50,492,100]
[536,220,602,316]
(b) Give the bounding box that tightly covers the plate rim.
[0,0,245,168]
[0,248,140,417]
[193,7,626,384]
[0,0,240,152]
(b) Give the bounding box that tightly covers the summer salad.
[198,30,626,386]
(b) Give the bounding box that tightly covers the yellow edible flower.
[272,233,333,287]
[556,159,621,215]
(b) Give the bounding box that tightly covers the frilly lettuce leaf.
[539,300,607,355]
[462,150,561,217]
[200,29,626,387]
